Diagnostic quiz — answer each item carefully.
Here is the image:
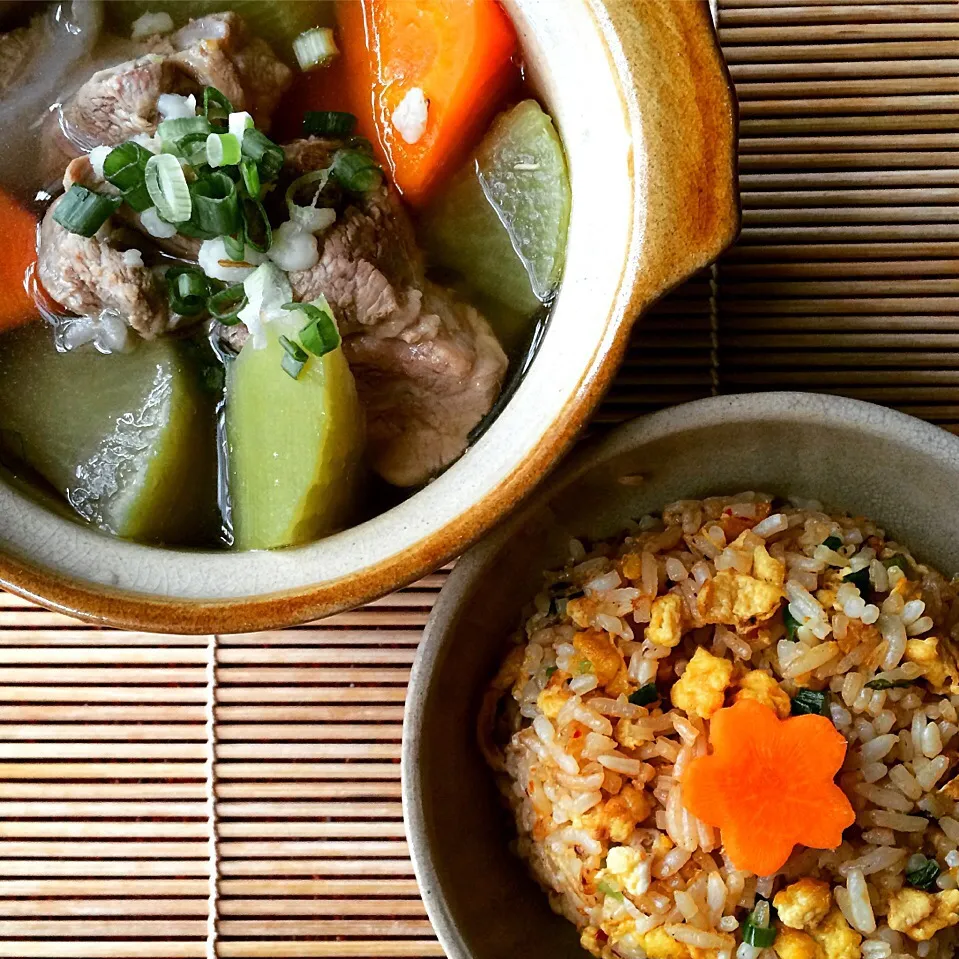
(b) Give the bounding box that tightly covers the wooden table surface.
[4,0,959,954]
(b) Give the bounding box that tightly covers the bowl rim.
[401,390,959,959]
[0,0,739,634]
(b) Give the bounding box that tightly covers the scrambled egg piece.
[734,669,791,720]
[536,682,571,721]
[636,927,692,959]
[774,928,824,959]
[697,570,783,627]
[773,878,833,931]
[602,845,650,897]
[582,784,653,843]
[808,907,860,959]
[671,647,734,719]
[904,637,959,694]
[647,592,687,648]
[753,544,786,586]
[887,888,959,942]
[573,630,630,695]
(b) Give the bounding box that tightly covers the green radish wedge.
[0,324,218,544]
[226,325,365,551]
[422,99,571,344]
[106,1,334,63]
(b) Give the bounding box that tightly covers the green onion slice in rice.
[595,880,624,902]
[628,683,659,707]
[783,606,801,642]
[790,688,829,717]
[842,567,871,595]
[823,536,843,551]
[906,854,941,892]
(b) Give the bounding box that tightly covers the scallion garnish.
[190,172,240,236]
[783,606,801,642]
[823,536,843,551]
[883,554,916,579]
[166,266,209,315]
[865,676,914,691]
[791,688,829,717]
[628,683,660,708]
[282,301,340,357]
[279,334,308,380]
[241,129,285,182]
[742,901,776,948]
[157,115,211,143]
[906,854,941,892]
[595,880,624,902]
[52,185,120,237]
[203,86,234,125]
[102,141,152,211]
[303,110,357,138]
[208,283,247,325]
[843,566,871,595]
[239,158,261,198]
[242,196,273,253]
[223,233,246,261]
[293,26,339,71]
[144,153,192,223]
[331,147,383,193]
[206,132,241,168]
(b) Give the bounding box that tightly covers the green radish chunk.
[226,327,365,551]
[0,324,218,544]
[422,99,571,344]
[106,1,334,62]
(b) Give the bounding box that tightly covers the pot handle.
[598,0,741,323]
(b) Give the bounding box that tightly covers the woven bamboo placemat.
[2,0,959,954]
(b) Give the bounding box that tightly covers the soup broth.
[0,0,570,551]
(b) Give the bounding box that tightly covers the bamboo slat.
[3,2,959,955]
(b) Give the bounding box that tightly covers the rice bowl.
[481,492,959,959]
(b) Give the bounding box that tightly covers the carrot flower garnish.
[681,698,855,876]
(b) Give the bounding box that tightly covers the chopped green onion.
[823,536,843,551]
[52,185,120,237]
[206,132,242,168]
[166,266,209,315]
[203,86,234,124]
[223,234,246,261]
[742,903,776,948]
[228,111,254,140]
[157,115,211,143]
[293,27,339,71]
[145,153,192,223]
[303,110,356,138]
[241,129,284,181]
[906,854,941,892]
[544,666,557,679]
[331,147,383,193]
[843,567,871,595]
[164,130,209,167]
[239,158,261,198]
[784,606,801,642]
[865,677,914,691]
[242,196,272,253]
[279,335,308,380]
[791,688,829,717]
[629,683,660,708]
[208,283,247,324]
[282,301,340,357]
[595,880,624,902]
[102,141,150,192]
[190,173,240,236]
[577,659,593,675]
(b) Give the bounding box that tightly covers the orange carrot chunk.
[0,188,39,333]
[681,699,855,876]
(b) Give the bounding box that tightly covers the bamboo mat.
[3,0,959,955]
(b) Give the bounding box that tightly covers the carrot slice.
[681,699,855,876]
[0,189,39,333]
[276,0,519,204]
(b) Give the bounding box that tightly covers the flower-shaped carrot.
[681,698,854,876]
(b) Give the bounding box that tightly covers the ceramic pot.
[403,392,959,959]
[0,0,739,632]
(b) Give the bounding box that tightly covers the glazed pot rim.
[401,390,959,959]
[0,0,739,633]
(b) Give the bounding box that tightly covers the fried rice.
[480,492,959,959]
